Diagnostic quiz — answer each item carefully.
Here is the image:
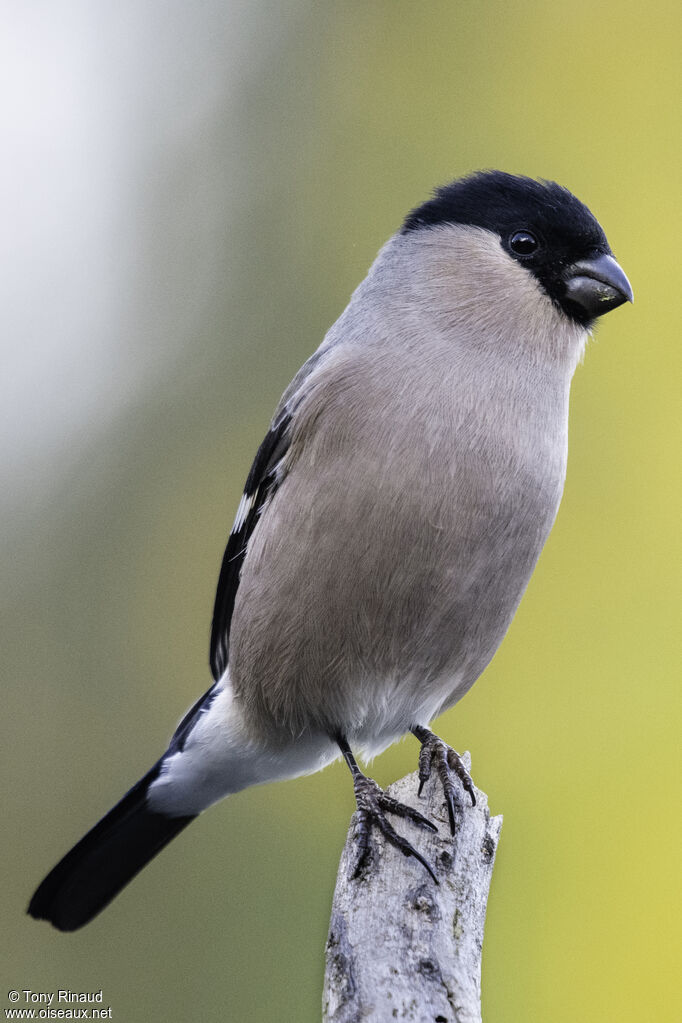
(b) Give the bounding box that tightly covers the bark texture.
[323,756,501,1023]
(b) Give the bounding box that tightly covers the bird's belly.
[230,441,564,745]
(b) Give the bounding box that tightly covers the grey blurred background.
[3,2,680,1021]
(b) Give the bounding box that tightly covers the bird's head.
[401,171,633,329]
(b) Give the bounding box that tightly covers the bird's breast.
[230,342,571,740]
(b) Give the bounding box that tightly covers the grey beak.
[563,252,633,321]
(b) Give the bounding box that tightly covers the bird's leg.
[411,725,476,835]
[336,735,438,883]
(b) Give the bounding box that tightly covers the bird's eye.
[509,230,538,255]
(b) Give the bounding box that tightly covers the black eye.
[509,230,538,255]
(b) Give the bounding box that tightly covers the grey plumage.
[29,171,632,929]
[230,226,583,747]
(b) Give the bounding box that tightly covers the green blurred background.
[3,1,680,1020]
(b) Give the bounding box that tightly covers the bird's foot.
[413,726,476,835]
[351,772,438,883]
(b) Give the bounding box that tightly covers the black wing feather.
[209,411,292,680]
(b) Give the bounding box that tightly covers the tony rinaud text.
[18,993,103,1005]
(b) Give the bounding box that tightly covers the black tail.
[28,761,196,931]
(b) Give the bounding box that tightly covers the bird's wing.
[209,409,292,680]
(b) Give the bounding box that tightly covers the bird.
[28,170,632,931]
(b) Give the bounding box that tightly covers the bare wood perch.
[323,755,502,1023]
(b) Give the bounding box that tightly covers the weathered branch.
[323,755,502,1023]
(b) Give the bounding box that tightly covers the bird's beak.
[563,252,633,321]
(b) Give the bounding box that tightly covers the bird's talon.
[404,845,439,885]
[379,793,438,833]
[413,727,476,833]
[345,768,438,883]
[373,811,439,884]
[444,791,457,834]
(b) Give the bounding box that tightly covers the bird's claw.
[416,731,476,835]
[351,775,438,884]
